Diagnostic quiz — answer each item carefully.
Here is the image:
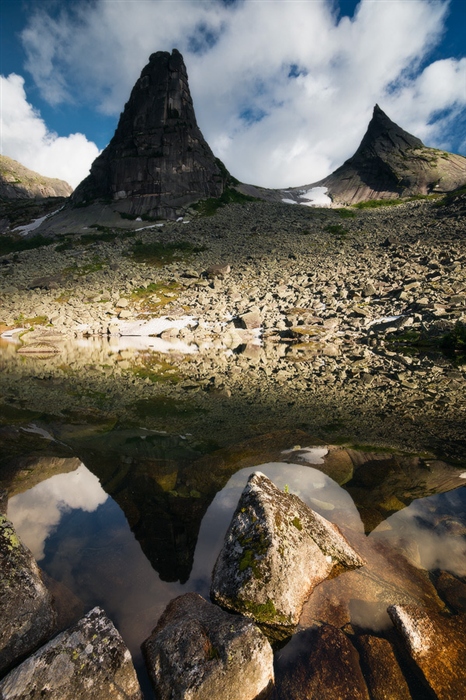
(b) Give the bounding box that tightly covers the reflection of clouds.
[189,462,364,585]
[371,489,466,577]
[7,464,108,560]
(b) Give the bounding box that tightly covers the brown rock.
[388,604,466,700]
[272,623,370,700]
[239,310,262,330]
[354,634,412,700]
[434,570,466,613]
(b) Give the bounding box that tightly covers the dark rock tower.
[72,50,228,218]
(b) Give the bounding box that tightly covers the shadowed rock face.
[312,105,466,203]
[72,49,227,218]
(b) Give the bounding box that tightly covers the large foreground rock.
[211,472,364,636]
[0,515,56,677]
[354,635,412,700]
[0,607,142,699]
[271,623,370,700]
[388,604,466,700]
[143,592,274,700]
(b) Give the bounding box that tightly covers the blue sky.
[0,0,465,189]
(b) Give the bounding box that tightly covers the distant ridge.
[0,155,72,200]
[72,49,229,219]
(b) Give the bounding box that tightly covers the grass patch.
[192,187,259,216]
[440,321,466,364]
[0,234,55,257]
[131,281,180,311]
[324,223,348,238]
[128,353,181,383]
[353,194,435,210]
[129,240,205,266]
[133,396,198,419]
[336,208,357,219]
[14,314,48,327]
[63,256,105,277]
[436,184,466,207]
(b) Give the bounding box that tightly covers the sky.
[0,0,465,190]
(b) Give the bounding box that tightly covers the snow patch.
[299,187,332,206]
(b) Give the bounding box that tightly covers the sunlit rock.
[354,635,412,700]
[271,623,370,700]
[143,592,274,700]
[0,515,55,676]
[433,570,466,613]
[388,604,466,700]
[0,607,142,699]
[211,472,365,637]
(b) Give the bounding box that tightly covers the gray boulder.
[0,515,56,677]
[0,607,142,699]
[211,472,364,636]
[143,592,274,700]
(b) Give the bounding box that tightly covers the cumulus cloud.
[16,0,466,187]
[0,73,100,188]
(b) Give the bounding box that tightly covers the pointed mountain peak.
[356,104,424,156]
[72,49,229,219]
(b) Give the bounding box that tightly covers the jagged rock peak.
[303,104,466,204]
[72,49,229,219]
[355,104,424,157]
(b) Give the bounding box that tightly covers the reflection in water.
[372,488,466,577]
[7,464,108,559]
[6,459,466,696]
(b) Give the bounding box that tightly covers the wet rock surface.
[0,607,142,699]
[388,604,466,700]
[211,472,364,635]
[271,623,370,700]
[354,634,412,700]
[143,592,274,700]
[0,515,56,677]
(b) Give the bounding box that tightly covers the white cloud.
[16,0,466,188]
[7,463,108,560]
[0,73,100,188]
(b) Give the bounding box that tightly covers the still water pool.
[6,452,466,696]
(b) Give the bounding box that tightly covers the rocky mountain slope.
[71,49,229,219]
[0,155,72,200]
[293,105,466,205]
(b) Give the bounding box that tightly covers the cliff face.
[72,50,228,219]
[312,105,466,204]
[0,156,72,200]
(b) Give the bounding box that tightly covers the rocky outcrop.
[306,105,466,204]
[72,50,228,219]
[272,624,370,700]
[0,155,72,200]
[0,607,142,699]
[211,472,364,637]
[388,604,466,700]
[0,515,56,677]
[143,592,274,700]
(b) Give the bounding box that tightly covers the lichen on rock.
[211,472,365,637]
[143,592,274,700]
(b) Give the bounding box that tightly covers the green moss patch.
[129,240,206,266]
[192,188,259,216]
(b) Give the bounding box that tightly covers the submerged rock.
[354,634,412,700]
[388,604,466,700]
[0,607,142,699]
[0,515,56,677]
[211,472,364,636]
[143,592,274,700]
[271,623,370,700]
